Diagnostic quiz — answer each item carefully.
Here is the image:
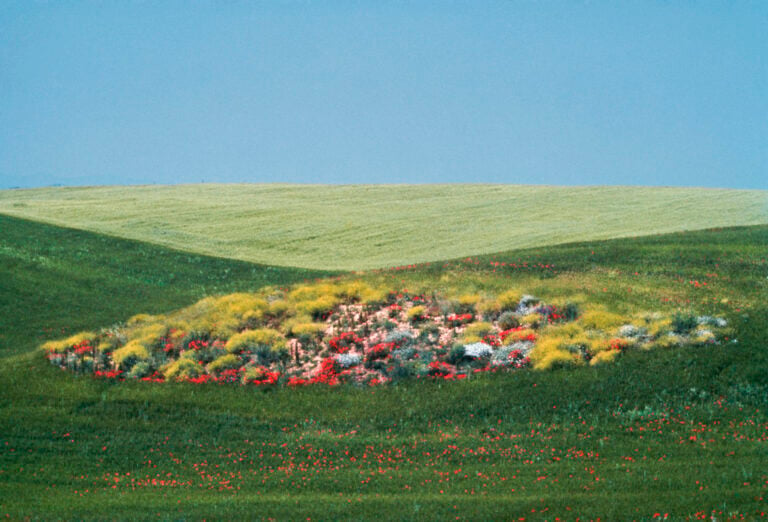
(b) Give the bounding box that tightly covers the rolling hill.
[1,184,765,269]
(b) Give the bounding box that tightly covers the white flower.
[335,353,361,368]
[618,324,641,338]
[463,342,493,358]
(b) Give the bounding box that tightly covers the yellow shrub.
[208,354,241,374]
[283,317,326,337]
[334,281,383,303]
[112,341,150,366]
[648,318,673,337]
[267,299,290,317]
[130,323,167,341]
[163,358,204,381]
[458,334,482,344]
[210,317,240,339]
[243,366,266,382]
[654,334,682,349]
[520,313,542,327]
[464,321,493,338]
[292,322,326,337]
[477,299,501,317]
[41,332,97,353]
[590,349,620,366]
[126,314,154,326]
[226,328,286,353]
[287,282,340,303]
[458,294,481,307]
[295,295,339,318]
[242,309,265,327]
[580,309,625,331]
[214,293,267,317]
[693,330,716,344]
[407,305,427,320]
[546,322,584,339]
[360,285,388,305]
[529,336,585,370]
[497,289,521,311]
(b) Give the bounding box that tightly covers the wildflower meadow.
[1,214,767,519]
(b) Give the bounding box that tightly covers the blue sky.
[1,1,766,189]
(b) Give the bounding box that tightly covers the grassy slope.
[1,215,767,519]
[0,183,765,269]
[0,215,336,357]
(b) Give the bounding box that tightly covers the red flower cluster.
[499,326,536,343]
[72,340,93,355]
[366,342,394,361]
[289,357,340,387]
[94,369,123,379]
[328,332,364,354]
[446,313,473,327]
[187,339,209,351]
[609,339,630,351]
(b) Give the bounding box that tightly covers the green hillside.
[1,184,765,269]
[1,214,767,518]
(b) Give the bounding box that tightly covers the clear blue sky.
[1,1,766,189]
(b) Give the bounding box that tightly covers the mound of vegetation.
[43,279,730,386]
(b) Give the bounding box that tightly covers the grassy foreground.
[0,184,766,269]
[1,215,767,519]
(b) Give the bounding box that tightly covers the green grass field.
[1,212,767,519]
[1,184,765,269]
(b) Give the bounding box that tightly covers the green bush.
[672,312,698,334]
[498,311,520,330]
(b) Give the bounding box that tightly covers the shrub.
[335,353,362,368]
[392,346,416,361]
[693,329,716,344]
[384,330,414,348]
[284,318,326,338]
[580,309,625,330]
[164,357,204,381]
[457,294,480,313]
[497,289,522,311]
[126,314,153,326]
[477,299,501,319]
[407,305,427,323]
[243,366,266,383]
[502,327,536,344]
[208,354,241,374]
[226,328,285,354]
[520,313,542,328]
[653,333,683,349]
[589,349,620,366]
[241,309,265,329]
[463,342,493,359]
[463,321,493,339]
[249,344,288,366]
[127,361,152,379]
[672,312,698,334]
[112,341,150,370]
[296,295,339,320]
[417,323,440,344]
[529,336,584,370]
[215,293,268,318]
[561,302,580,321]
[498,311,520,330]
[618,324,645,338]
[446,345,466,365]
[266,300,290,319]
[42,332,97,354]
